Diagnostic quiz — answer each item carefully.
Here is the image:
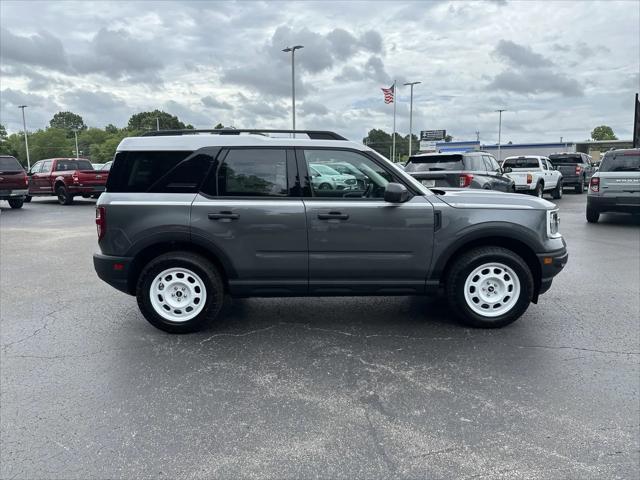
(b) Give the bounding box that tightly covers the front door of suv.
[191,147,308,296]
[299,148,434,295]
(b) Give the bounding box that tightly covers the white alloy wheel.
[149,267,207,322]
[463,262,521,318]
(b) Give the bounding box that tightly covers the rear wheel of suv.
[136,252,224,333]
[551,180,563,199]
[8,198,24,209]
[575,180,584,194]
[56,185,74,205]
[586,207,600,223]
[445,246,534,328]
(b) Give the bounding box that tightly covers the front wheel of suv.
[136,252,224,333]
[445,246,534,328]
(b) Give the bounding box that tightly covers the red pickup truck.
[0,155,28,209]
[27,157,108,205]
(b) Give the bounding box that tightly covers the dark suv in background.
[404,151,515,192]
[0,155,28,209]
[94,129,567,334]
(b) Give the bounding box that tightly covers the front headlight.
[547,209,561,238]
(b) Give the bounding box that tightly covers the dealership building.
[421,139,633,162]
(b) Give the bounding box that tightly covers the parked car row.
[0,156,110,208]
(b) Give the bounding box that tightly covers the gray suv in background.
[94,129,567,333]
[586,148,640,223]
[404,151,515,192]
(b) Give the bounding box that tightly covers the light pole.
[72,129,79,158]
[18,105,31,170]
[282,45,304,134]
[156,117,160,131]
[403,81,421,156]
[496,109,507,162]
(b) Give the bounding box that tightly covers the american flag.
[381,84,394,104]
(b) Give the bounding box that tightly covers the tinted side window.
[149,154,213,193]
[216,149,288,197]
[106,151,192,193]
[41,160,53,172]
[29,162,42,174]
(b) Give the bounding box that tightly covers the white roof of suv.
[117,130,370,152]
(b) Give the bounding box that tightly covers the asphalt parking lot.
[1,192,639,480]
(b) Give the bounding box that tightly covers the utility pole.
[496,109,507,162]
[282,45,304,135]
[18,105,31,170]
[475,130,480,142]
[403,81,421,156]
[156,117,160,131]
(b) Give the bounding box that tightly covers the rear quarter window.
[106,151,194,193]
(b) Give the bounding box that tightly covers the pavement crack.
[364,410,397,476]
[1,306,66,351]
[199,324,280,344]
[512,344,640,356]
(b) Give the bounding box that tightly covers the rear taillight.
[459,173,474,187]
[575,165,582,175]
[527,173,533,184]
[96,207,106,240]
[590,177,600,192]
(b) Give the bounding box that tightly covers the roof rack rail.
[141,129,347,140]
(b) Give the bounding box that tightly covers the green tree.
[591,125,618,141]
[0,124,15,156]
[444,134,453,142]
[362,129,419,162]
[29,128,74,161]
[105,124,119,134]
[127,110,192,132]
[214,123,224,129]
[49,111,87,134]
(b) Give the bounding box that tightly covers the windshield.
[0,156,23,171]
[549,154,582,164]
[311,164,341,175]
[599,153,640,172]
[503,157,540,169]
[405,154,464,172]
[56,159,94,171]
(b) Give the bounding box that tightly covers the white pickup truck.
[502,155,563,199]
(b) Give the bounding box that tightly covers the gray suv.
[93,129,568,333]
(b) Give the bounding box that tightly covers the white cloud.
[0,0,637,143]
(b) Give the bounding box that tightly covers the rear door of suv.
[191,147,308,296]
[298,148,434,295]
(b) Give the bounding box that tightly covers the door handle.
[208,211,239,220]
[317,211,349,220]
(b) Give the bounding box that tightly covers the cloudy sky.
[1,0,638,144]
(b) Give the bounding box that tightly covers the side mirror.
[503,166,512,173]
[384,182,409,203]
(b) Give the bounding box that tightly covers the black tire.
[586,207,600,223]
[575,180,584,194]
[533,182,543,198]
[56,185,74,205]
[551,180,563,199]
[24,195,32,203]
[136,252,224,333]
[445,246,534,328]
[318,183,332,190]
[8,198,24,209]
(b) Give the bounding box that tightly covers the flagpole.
[392,80,397,162]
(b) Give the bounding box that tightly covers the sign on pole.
[420,130,446,141]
